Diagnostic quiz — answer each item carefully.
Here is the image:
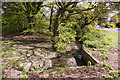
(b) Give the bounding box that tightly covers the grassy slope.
[82,29,118,49]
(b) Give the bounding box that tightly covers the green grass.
[2,41,15,45]
[81,29,118,49]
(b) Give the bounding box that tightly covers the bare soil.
[28,66,109,78]
[86,46,118,70]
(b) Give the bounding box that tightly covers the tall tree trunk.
[52,11,60,51]
[27,16,35,28]
[49,7,53,31]
[52,9,65,51]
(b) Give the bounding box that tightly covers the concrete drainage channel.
[82,49,99,65]
[50,41,100,68]
[50,48,100,68]
[73,49,100,66]
[74,40,100,66]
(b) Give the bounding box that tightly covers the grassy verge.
[81,29,118,49]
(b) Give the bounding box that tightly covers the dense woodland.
[1,1,120,78]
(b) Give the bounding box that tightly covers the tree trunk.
[52,11,61,50]
[52,16,59,50]
[52,9,66,51]
[49,7,53,31]
[27,16,35,28]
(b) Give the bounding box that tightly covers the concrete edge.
[82,49,100,64]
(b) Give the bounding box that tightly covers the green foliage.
[102,22,116,28]
[87,61,92,66]
[2,2,46,35]
[2,3,29,34]
[19,66,24,71]
[52,2,117,53]
[53,7,117,52]
[104,54,109,60]
[80,28,118,48]
[2,69,5,74]
[88,70,92,73]
[21,11,49,35]
[13,60,19,68]
[2,41,15,46]
[30,67,43,71]
[111,13,120,23]
[103,62,114,70]
[19,74,29,78]
[35,11,49,29]
[2,14,28,34]
[95,64,99,66]
[22,28,35,35]
[54,22,76,53]
[108,71,118,78]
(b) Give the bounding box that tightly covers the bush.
[2,13,28,35]
[102,22,116,28]
[54,22,76,53]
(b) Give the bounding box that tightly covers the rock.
[27,54,31,57]
[19,62,32,72]
[32,60,44,68]
[67,57,77,67]
[18,50,57,70]
[52,55,67,67]
[52,54,77,67]
[13,45,17,47]
[43,59,52,69]
[32,59,52,69]
[48,52,56,58]
[66,42,78,52]
[25,62,32,71]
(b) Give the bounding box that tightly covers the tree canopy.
[2,1,120,52]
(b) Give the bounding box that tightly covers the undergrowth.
[80,29,118,49]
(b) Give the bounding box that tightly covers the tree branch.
[62,6,96,21]
[40,11,48,20]
[65,6,96,12]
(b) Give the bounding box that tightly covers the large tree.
[51,1,97,51]
[51,1,120,52]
